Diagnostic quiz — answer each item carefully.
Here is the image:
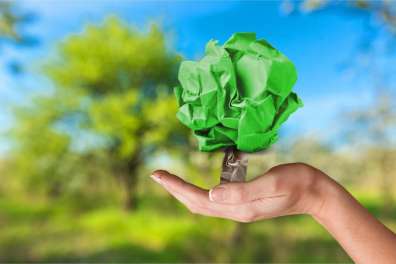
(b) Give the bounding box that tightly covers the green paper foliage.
[175,33,303,152]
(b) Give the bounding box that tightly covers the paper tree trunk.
[221,147,248,183]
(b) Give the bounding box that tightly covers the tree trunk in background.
[48,180,62,198]
[228,223,247,262]
[121,170,138,211]
[120,151,141,211]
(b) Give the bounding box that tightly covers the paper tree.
[174,33,302,182]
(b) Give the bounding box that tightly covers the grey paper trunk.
[220,147,248,183]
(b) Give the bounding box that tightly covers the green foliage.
[0,1,34,43]
[47,17,178,93]
[43,16,187,159]
[9,17,189,203]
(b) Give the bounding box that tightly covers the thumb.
[209,182,253,204]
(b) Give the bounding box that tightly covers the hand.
[152,162,396,263]
[151,163,329,222]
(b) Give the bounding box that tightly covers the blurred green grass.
[6,193,394,262]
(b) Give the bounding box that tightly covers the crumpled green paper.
[174,33,303,152]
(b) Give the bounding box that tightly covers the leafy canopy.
[10,17,189,195]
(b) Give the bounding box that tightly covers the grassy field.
[3,192,393,263]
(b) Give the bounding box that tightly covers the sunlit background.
[1,0,395,262]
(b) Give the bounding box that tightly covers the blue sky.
[0,1,383,152]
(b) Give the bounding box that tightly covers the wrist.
[305,169,346,220]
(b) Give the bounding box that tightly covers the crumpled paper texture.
[174,33,303,152]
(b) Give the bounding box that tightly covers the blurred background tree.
[0,1,35,44]
[9,17,189,210]
[344,89,396,212]
[293,0,396,213]
[0,1,37,74]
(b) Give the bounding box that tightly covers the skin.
[151,162,396,263]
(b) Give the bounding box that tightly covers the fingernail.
[209,186,226,202]
[150,174,163,185]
